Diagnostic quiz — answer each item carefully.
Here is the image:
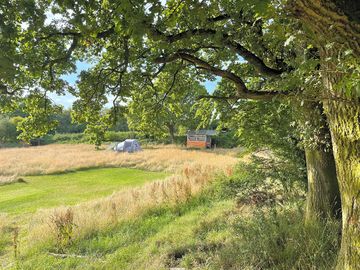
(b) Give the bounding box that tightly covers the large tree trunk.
[289,0,360,268]
[304,147,341,221]
[323,81,360,270]
[301,102,341,222]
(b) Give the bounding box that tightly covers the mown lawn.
[0,168,167,214]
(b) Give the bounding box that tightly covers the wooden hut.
[186,130,218,148]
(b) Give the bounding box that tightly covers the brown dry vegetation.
[0,144,237,178]
[0,144,238,251]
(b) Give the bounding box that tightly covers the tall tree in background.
[126,66,208,142]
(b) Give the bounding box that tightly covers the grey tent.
[113,139,142,153]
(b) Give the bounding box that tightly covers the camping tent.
[113,139,142,153]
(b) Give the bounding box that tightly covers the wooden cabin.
[186,130,218,148]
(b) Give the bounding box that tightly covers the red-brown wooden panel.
[187,140,207,148]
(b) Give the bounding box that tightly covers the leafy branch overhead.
[0,0,358,141]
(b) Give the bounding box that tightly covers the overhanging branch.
[154,52,287,101]
[148,25,286,77]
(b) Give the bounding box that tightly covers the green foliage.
[212,131,240,148]
[84,121,108,149]
[211,208,339,270]
[213,97,306,166]
[109,111,129,132]
[333,49,360,98]
[72,98,111,148]
[1,0,358,150]
[47,133,87,144]
[0,116,19,143]
[214,153,306,203]
[126,66,208,141]
[54,110,85,134]
[16,94,61,143]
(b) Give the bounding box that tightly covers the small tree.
[126,67,208,143]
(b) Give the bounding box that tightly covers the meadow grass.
[1,144,336,270]
[0,168,167,214]
[25,164,223,248]
[0,144,237,269]
[0,144,237,178]
[16,175,339,270]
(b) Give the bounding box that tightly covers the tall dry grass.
[0,144,237,249]
[28,164,224,246]
[0,144,237,177]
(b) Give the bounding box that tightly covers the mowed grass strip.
[0,168,167,214]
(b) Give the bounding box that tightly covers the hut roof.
[187,130,218,136]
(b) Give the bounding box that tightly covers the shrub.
[177,155,337,270]
[48,133,87,144]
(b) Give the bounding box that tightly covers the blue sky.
[50,61,220,108]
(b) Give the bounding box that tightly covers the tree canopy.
[126,66,208,141]
[1,1,358,140]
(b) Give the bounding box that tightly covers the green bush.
[146,135,187,145]
[213,154,306,203]
[46,133,87,144]
[180,156,337,270]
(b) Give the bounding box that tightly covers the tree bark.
[301,102,341,222]
[167,123,175,144]
[289,1,360,268]
[304,147,341,221]
[323,83,360,270]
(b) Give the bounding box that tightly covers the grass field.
[0,168,167,214]
[0,144,238,269]
[16,195,236,270]
[0,144,337,270]
[0,144,237,179]
[7,175,338,270]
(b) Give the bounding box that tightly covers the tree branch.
[224,39,284,77]
[148,25,285,77]
[154,52,287,101]
[39,25,115,44]
[207,14,231,22]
